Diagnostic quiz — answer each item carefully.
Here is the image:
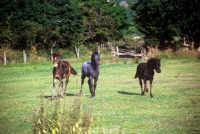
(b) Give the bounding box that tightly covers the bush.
[32,96,95,134]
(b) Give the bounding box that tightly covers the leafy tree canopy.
[131,0,200,49]
[0,0,130,51]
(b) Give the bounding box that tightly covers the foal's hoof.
[141,92,145,96]
[58,94,63,98]
[91,95,95,98]
[150,94,154,98]
[63,93,67,97]
[79,92,82,96]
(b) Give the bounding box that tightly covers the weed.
[133,56,140,64]
[32,95,96,134]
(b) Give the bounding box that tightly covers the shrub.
[132,56,140,64]
[32,96,95,134]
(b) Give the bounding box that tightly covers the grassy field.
[0,55,200,134]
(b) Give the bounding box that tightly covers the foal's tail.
[134,68,138,79]
[70,66,77,75]
[134,73,138,79]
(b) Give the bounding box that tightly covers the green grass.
[0,57,200,134]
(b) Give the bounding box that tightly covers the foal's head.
[91,52,100,66]
[148,58,161,73]
[52,53,60,67]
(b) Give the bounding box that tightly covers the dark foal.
[52,53,77,101]
[135,58,161,97]
[80,52,100,98]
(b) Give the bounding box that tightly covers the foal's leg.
[149,80,153,97]
[143,79,148,95]
[139,79,144,95]
[52,78,56,100]
[58,79,63,97]
[145,83,148,92]
[93,77,98,97]
[88,77,94,97]
[64,75,70,96]
[80,75,86,94]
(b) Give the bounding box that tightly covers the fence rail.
[1,46,143,65]
[111,47,143,58]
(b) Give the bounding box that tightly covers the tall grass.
[32,95,94,134]
[0,55,200,133]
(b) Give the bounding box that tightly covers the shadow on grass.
[66,93,76,96]
[118,91,141,96]
[43,95,52,101]
[43,93,76,101]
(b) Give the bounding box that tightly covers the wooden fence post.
[3,51,6,65]
[98,46,100,54]
[75,46,79,58]
[116,47,119,57]
[23,50,26,63]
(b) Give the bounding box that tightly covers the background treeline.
[0,0,133,52]
[131,0,200,49]
[0,0,200,54]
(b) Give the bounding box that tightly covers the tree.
[5,0,84,50]
[132,0,169,47]
[177,0,200,48]
[81,0,129,45]
[0,0,13,47]
[131,0,200,49]
[1,0,131,52]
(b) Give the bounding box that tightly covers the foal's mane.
[147,58,154,65]
[52,53,60,58]
[146,58,157,68]
[91,52,99,62]
[147,58,160,68]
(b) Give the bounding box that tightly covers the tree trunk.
[75,46,79,58]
